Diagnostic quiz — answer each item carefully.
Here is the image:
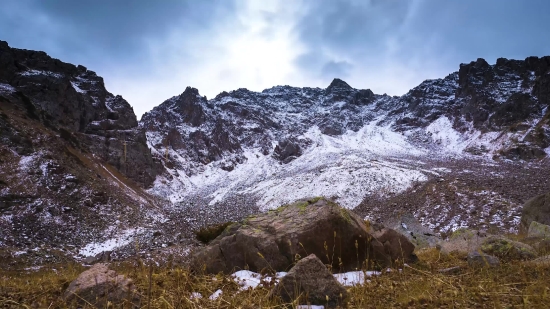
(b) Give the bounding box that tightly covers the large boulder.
[520,191,550,233]
[64,263,139,307]
[190,198,413,274]
[269,254,347,308]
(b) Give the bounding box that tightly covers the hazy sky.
[1,0,549,118]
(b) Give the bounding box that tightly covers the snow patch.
[0,83,16,93]
[78,228,143,257]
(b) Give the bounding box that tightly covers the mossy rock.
[449,228,477,240]
[520,191,550,234]
[194,221,235,244]
[528,221,550,239]
[480,237,537,261]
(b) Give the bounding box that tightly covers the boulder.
[368,226,417,263]
[64,263,139,307]
[467,251,500,268]
[520,191,550,233]
[528,221,550,239]
[269,254,347,308]
[480,237,537,261]
[190,198,411,274]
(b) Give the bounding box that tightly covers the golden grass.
[1,249,550,308]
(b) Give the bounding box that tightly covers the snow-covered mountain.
[140,57,550,211]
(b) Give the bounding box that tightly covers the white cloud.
[105,0,306,119]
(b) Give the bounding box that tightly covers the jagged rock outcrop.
[0,41,164,266]
[0,40,162,186]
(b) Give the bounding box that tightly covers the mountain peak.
[182,86,200,96]
[326,78,353,94]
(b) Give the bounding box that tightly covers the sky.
[1,0,550,119]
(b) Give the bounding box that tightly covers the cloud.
[1,0,550,118]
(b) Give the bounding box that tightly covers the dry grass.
[1,248,550,308]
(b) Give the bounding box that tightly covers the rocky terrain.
[1,40,550,269]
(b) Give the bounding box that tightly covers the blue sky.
[1,0,549,118]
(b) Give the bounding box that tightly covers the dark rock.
[273,138,302,163]
[369,226,417,264]
[269,254,347,308]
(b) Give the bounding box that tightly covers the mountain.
[1,41,550,267]
[140,57,550,225]
[0,41,166,267]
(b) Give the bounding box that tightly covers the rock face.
[269,254,347,308]
[0,40,165,265]
[64,264,139,307]
[467,251,500,268]
[0,40,162,187]
[521,192,550,233]
[190,198,414,274]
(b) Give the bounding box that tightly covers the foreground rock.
[270,254,347,308]
[480,237,537,261]
[521,191,550,233]
[191,198,415,274]
[467,252,500,268]
[528,221,550,239]
[64,264,139,307]
[367,224,417,263]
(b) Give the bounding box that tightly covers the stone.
[467,251,500,268]
[438,266,462,275]
[440,228,487,255]
[539,238,550,251]
[480,237,537,261]
[190,198,405,274]
[528,221,550,239]
[64,263,139,307]
[382,212,441,249]
[520,191,550,233]
[369,226,417,264]
[269,254,347,308]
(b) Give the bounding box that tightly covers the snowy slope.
[141,57,550,211]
